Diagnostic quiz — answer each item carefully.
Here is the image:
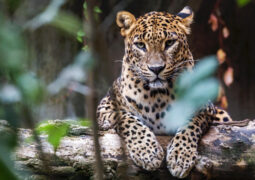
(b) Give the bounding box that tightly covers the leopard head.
[116,7,194,89]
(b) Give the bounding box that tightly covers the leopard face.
[117,8,194,89]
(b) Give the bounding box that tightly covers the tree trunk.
[13,119,255,180]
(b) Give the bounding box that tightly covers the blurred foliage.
[77,30,86,43]
[50,11,82,37]
[76,2,102,50]
[162,56,219,132]
[36,119,91,151]
[24,0,67,30]
[0,20,26,77]
[16,73,45,104]
[24,0,82,37]
[83,2,102,16]
[78,118,92,127]
[0,12,39,180]
[37,121,70,151]
[0,0,88,179]
[236,0,251,7]
[0,121,19,180]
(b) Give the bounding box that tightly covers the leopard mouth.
[149,78,167,88]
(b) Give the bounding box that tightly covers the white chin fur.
[149,80,166,88]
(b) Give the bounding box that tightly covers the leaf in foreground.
[37,122,70,151]
[162,56,219,132]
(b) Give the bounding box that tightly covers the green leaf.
[94,6,102,14]
[163,101,195,131]
[37,121,70,151]
[47,124,69,151]
[83,2,87,16]
[176,56,218,98]
[36,119,91,151]
[163,79,219,132]
[182,78,219,106]
[78,118,92,127]
[237,0,251,7]
[0,126,19,180]
[0,160,19,180]
[0,20,27,76]
[76,30,85,43]
[83,2,87,10]
[162,56,219,132]
[50,11,82,37]
[82,45,89,51]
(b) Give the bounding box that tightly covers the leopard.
[96,6,232,178]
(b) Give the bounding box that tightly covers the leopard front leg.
[167,113,213,178]
[117,113,164,171]
[97,94,118,130]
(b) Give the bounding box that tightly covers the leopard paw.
[166,137,197,178]
[118,116,165,171]
[129,139,165,171]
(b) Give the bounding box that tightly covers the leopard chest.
[140,91,175,134]
[122,82,176,134]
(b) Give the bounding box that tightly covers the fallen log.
[11,119,255,179]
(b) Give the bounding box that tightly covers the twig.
[21,104,51,176]
[85,0,104,179]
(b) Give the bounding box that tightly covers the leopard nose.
[148,65,165,75]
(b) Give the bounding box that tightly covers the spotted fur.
[97,6,232,178]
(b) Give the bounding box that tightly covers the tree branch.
[12,119,255,179]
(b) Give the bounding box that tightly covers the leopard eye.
[134,42,146,51]
[165,40,176,50]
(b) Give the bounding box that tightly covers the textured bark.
[12,119,255,180]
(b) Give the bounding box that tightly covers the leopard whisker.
[114,59,123,63]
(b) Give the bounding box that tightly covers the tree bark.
[12,119,255,180]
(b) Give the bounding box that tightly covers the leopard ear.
[177,6,194,34]
[116,11,136,37]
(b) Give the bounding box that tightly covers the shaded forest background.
[2,0,255,122]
